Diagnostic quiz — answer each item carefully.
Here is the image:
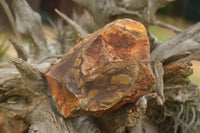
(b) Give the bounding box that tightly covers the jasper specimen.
[45,19,155,118]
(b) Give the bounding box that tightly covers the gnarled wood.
[9,37,28,61]
[12,0,50,62]
[0,0,199,133]
[55,9,89,39]
[153,61,165,105]
[151,22,200,62]
[13,58,47,95]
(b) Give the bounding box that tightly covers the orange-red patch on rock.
[45,18,155,118]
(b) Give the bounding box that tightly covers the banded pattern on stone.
[45,19,155,118]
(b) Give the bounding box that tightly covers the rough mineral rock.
[45,18,155,118]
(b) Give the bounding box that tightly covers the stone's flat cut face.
[45,18,155,118]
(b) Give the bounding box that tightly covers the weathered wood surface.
[151,22,200,62]
[0,0,199,133]
[12,0,50,62]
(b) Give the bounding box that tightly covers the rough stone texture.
[45,18,155,118]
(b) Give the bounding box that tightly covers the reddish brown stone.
[45,19,155,118]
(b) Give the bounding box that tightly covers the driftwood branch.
[94,96,148,133]
[73,0,144,27]
[0,0,22,41]
[143,0,174,26]
[127,116,158,133]
[12,58,47,95]
[106,6,142,18]
[151,22,200,62]
[153,61,165,105]
[0,61,72,133]
[38,55,63,64]
[143,0,183,35]
[27,99,72,133]
[12,0,49,62]
[155,20,182,34]
[9,37,28,61]
[0,0,199,133]
[55,9,89,38]
[73,0,180,35]
[71,116,101,133]
[147,29,161,51]
[0,68,20,88]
